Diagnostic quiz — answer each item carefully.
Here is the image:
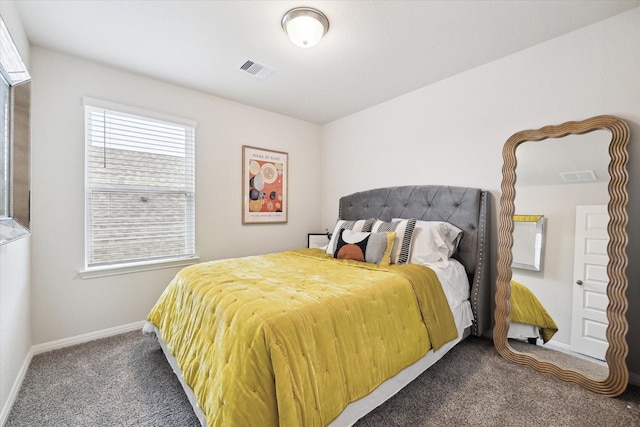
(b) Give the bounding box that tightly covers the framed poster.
[242,145,288,224]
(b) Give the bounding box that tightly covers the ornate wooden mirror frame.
[493,115,630,396]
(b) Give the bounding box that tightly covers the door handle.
[576,280,583,285]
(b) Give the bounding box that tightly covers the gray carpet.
[6,331,199,426]
[6,331,640,426]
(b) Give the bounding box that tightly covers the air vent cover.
[559,170,597,183]
[238,59,275,80]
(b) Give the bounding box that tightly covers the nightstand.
[307,233,330,249]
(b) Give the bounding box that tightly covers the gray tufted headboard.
[339,185,490,337]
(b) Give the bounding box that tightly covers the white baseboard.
[32,320,146,355]
[0,320,146,426]
[1,347,34,427]
[542,340,607,367]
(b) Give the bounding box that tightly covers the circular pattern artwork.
[249,160,261,175]
[243,147,287,223]
[261,164,278,184]
[247,159,284,213]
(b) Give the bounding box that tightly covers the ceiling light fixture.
[281,7,329,48]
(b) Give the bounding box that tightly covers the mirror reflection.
[512,215,545,271]
[506,130,611,379]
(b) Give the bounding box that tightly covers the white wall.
[0,1,29,68]
[0,236,31,422]
[0,1,31,422]
[320,9,640,378]
[29,48,321,345]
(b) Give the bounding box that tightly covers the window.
[82,98,196,276]
[0,72,10,218]
[0,16,31,245]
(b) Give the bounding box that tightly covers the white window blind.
[84,99,195,269]
[0,73,10,219]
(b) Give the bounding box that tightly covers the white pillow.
[428,258,470,310]
[393,219,462,266]
[371,218,417,264]
[325,218,375,255]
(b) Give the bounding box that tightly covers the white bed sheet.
[143,260,474,427]
[507,322,540,341]
[427,258,470,311]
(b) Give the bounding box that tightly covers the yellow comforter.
[147,249,457,427]
[509,280,558,343]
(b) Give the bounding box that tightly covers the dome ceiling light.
[281,7,329,48]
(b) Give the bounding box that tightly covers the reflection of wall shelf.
[0,218,30,246]
[512,215,544,271]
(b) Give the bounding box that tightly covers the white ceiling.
[13,0,640,124]
[516,131,611,187]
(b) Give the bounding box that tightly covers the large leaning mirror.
[494,115,630,397]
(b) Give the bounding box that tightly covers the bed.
[507,280,558,344]
[143,185,490,426]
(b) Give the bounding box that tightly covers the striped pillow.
[325,218,375,255]
[371,218,417,264]
[393,218,463,266]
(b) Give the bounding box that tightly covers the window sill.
[0,218,31,246]
[79,256,200,279]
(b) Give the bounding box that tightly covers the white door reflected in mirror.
[571,205,609,360]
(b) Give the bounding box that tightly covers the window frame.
[0,16,32,245]
[0,71,11,219]
[79,97,198,278]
